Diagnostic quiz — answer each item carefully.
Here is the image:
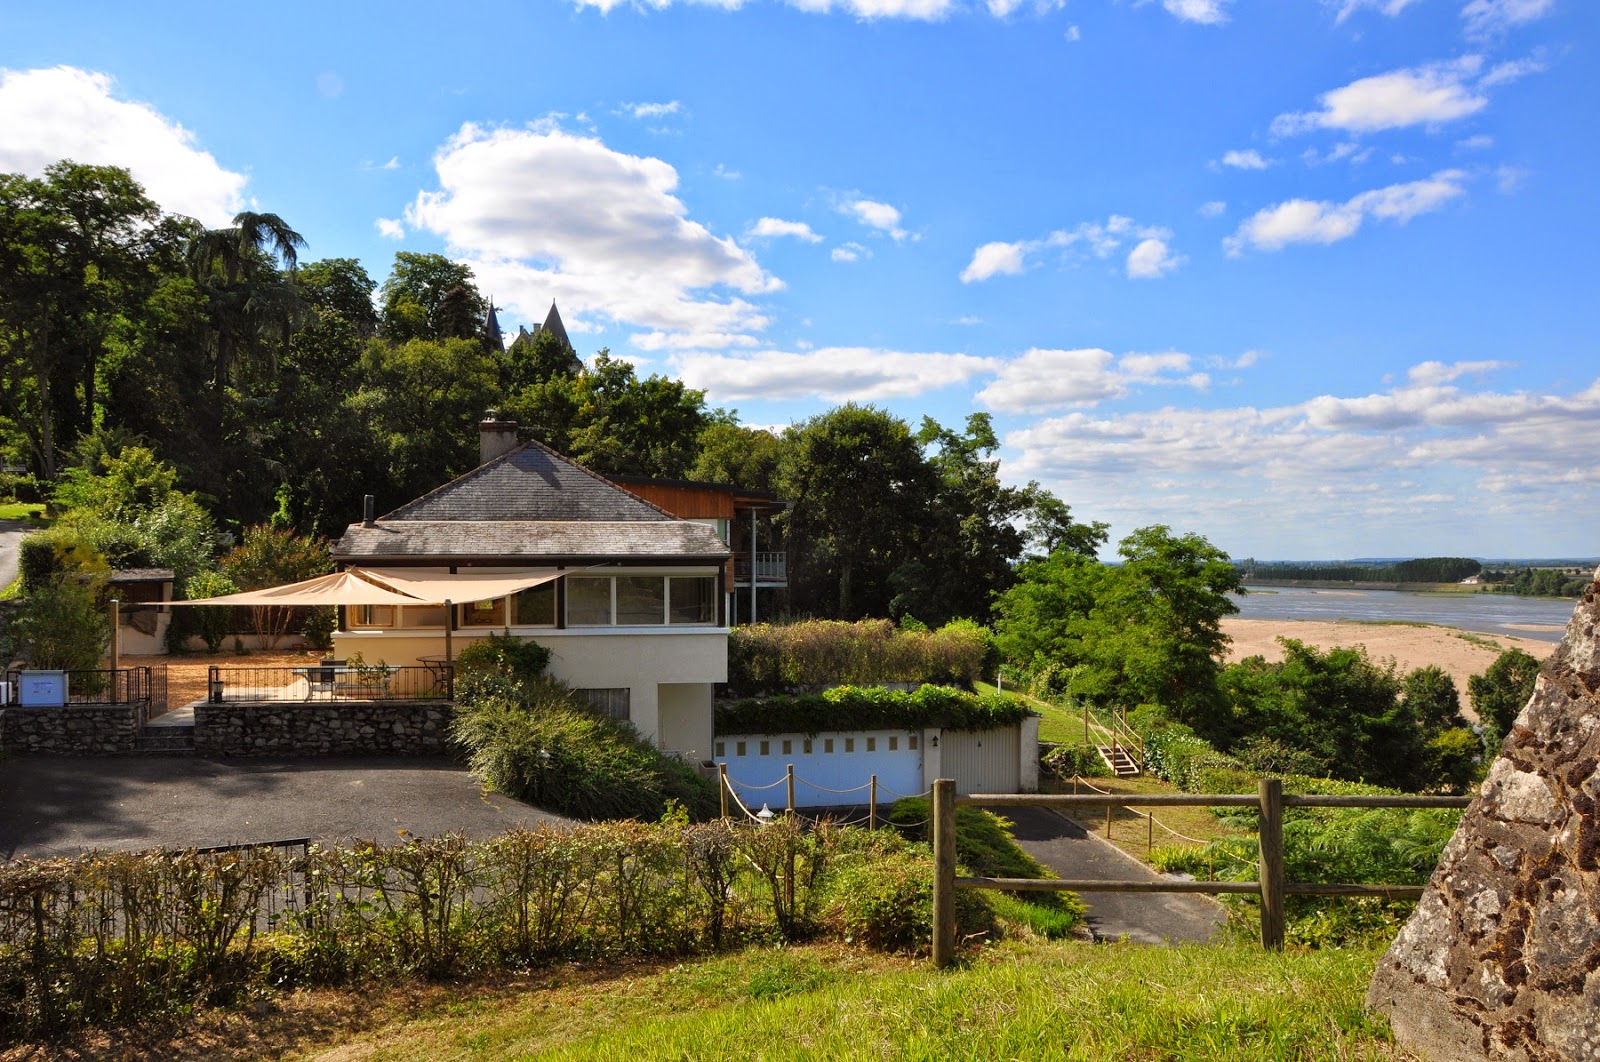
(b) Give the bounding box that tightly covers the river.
[1234,586,1575,643]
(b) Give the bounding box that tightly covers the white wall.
[716,728,927,809]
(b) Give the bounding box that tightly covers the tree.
[777,405,937,619]
[379,252,486,343]
[1402,665,1466,731]
[503,327,581,390]
[6,575,108,671]
[690,420,782,492]
[219,526,332,648]
[1468,648,1542,738]
[186,210,306,389]
[1021,489,1109,560]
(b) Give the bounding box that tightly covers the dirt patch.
[125,649,327,713]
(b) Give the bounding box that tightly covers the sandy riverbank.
[1221,617,1558,703]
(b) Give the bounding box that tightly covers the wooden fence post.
[932,778,957,969]
[718,763,729,820]
[869,775,878,830]
[786,764,795,816]
[1258,777,1285,951]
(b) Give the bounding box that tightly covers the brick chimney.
[479,412,520,466]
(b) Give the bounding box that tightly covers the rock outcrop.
[1368,570,1600,1061]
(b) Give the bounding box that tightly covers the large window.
[459,598,504,626]
[576,687,630,723]
[515,582,557,626]
[565,574,717,626]
[353,604,394,627]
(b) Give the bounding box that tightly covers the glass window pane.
[615,576,665,625]
[668,576,715,624]
[515,582,557,625]
[460,598,504,626]
[401,605,447,628]
[566,577,612,626]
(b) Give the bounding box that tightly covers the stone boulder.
[1367,570,1600,1061]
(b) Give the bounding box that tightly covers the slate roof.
[333,440,730,562]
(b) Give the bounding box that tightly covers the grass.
[1044,774,1253,865]
[0,501,48,522]
[6,940,1407,1060]
[975,680,1107,746]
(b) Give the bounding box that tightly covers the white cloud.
[713,163,741,179]
[787,0,959,18]
[1456,134,1495,150]
[1332,0,1424,21]
[1163,0,1231,25]
[831,241,869,262]
[375,217,406,240]
[1065,23,1081,40]
[977,348,1212,413]
[748,217,823,242]
[843,198,908,240]
[1461,0,1555,38]
[0,66,246,226]
[961,241,1028,283]
[1126,238,1184,279]
[1224,170,1467,255]
[673,347,994,401]
[619,100,683,120]
[1302,142,1374,166]
[1479,55,1546,88]
[1199,200,1228,218]
[1495,164,1530,193]
[404,122,780,345]
[1220,149,1272,170]
[1272,58,1489,135]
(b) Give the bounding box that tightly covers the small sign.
[17,671,68,707]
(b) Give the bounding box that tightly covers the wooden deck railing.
[929,778,1470,967]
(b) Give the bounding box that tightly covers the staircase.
[1096,744,1141,777]
[137,703,195,755]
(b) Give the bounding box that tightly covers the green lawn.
[0,501,47,522]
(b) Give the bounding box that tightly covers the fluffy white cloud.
[1272,58,1489,135]
[619,100,682,119]
[1332,0,1424,21]
[375,217,405,240]
[1199,200,1228,218]
[404,122,780,344]
[843,198,908,240]
[961,241,1028,283]
[1163,0,1231,25]
[977,348,1212,413]
[0,66,246,225]
[1223,170,1466,255]
[1461,0,1554,38]
[673,347,994,401]
[789,0,958,17]
[748,217,823,242]
[1126,238,1184,279]
[831,241,869,262]
[1220,149,1272,170]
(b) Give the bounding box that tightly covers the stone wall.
[0,704,138,755]
[193,700,455,757]
[1367,571,1600,1061]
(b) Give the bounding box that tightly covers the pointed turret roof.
[484,301,504,348]
[540,301,572,352]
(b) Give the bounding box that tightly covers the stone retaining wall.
[193,700,454,757]
[0,705,139,755]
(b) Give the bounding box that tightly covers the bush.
[452,683,718,821]
[715,684,1031,736]
[301,605,337,653]
[183,570,238,652]
[727,618,989,694]
[5,575,108,670]
[1040,743,1111,779]
[823,846,996,954]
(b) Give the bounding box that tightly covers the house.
[328,417,732,759]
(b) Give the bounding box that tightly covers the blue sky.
[2,0,1595,561]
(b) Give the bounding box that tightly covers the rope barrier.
[1067,775,1226,849]
[727,775,788,792]
[873,785,932,801]
[721,782,766,824]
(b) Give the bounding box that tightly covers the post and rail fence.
[929,777,1471,968]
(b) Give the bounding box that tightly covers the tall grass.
[728,618,990,694]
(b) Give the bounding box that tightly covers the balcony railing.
[734,552,788,584]
[205,665,451,703]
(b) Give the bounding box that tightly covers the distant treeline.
[1479,567,1591,598]
[1238,557,1482,585]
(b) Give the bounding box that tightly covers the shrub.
[727,619,989,694]
[455,632,553,686]
[715,684,1031,736]
[1040,743,1112,779]
[824,846,996,954]
[183,570,238,652]
[6,575,108,670]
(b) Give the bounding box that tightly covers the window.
[889,736,898,751]
[515,582,557,625]
[909,735,919,751]
[354,604,394,627]
[575,687,630,723]
[460,598,504,627]
[566,577,612,626]
[759,740,770,756]
[781,739,792,755]
[616,576,666,625]
[845,738,855,753]
[401,604,447,628]
[803,738,813,754]
[736,741,747,757]
[866,737,877,752]
[824,739,834,754]
[715,741,725,758]
[669,577,716,624]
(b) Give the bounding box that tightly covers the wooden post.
[931,778,957,969]
[719,763,730,820]
[109,599,121,677]
[786,764,795,816]
[1106,804,1113,839]
[1258,777,1285,951]
[1147,811,1154,854]
[869,775,878,830]
[443,600,454,700]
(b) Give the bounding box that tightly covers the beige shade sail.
[166,570,423,607]
[353,568,566,604]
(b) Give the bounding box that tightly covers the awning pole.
[444,599,454,700]
[109,599,120,675]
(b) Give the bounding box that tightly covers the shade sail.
[167,570,423,607]
[354,568,565,604]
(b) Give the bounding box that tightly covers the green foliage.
[218,525,331,648]
[183,569,238,652]
[452,684,719,822]
[300,606,337,652]
[1468,647,1542,738]
[1039,743,1112,779]
[1401,664,1465,731]
[715,684,1031,736]
[1479,566,1590,597]
[5,575,108,669]
[727,618,989,694]
[823,845,997,953]
[379,252,487,343]
[454,631,553,686]
[1240,557,1482,584]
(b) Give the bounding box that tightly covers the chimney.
[362,495,376,527]
[479,411,520,466]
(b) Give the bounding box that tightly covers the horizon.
[2,0,1596,561]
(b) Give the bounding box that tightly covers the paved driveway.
[0,756,568,859]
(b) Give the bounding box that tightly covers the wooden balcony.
[734,552,788,586]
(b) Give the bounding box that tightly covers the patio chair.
[306,659,344,701]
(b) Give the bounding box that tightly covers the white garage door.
[716,729,925,809]
[941,725,1020,796]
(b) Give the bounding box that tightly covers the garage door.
[941,725,1020,796]
[716,729,925,808]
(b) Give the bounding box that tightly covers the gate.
[940,725,1020,796]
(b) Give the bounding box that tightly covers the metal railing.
[734,552,788,583]
[204,665,451,703]
[3,667,155,708]
[928,778,1471,967]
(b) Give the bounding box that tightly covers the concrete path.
[0,521,26,589]
[0,756,569,860]
[1002,805,1224,944]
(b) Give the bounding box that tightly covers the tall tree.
[185,210,306,389]
[379,252,487,343]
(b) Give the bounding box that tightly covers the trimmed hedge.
[728,619,990,694]
[715,684,1032,736]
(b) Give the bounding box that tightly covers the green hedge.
[728,619,990,694]
[715,684,1032,736]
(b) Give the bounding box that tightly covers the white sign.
[17,671,68,707]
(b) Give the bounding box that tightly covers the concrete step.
[137,725,195,754]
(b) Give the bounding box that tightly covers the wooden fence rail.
[929,778,1470,968]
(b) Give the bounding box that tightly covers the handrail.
[929,779,1471,967]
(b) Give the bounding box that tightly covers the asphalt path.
[0,756,569,859]
[0,520,25,589]
[1003,805,1224,944]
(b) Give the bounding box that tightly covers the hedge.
[715,684,1033,736]
[728,619,990,694]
